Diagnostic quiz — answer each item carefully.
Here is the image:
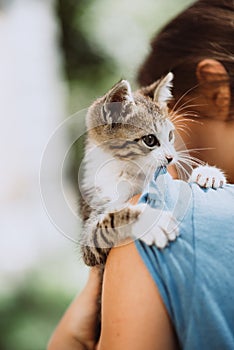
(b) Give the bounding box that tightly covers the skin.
[173,59,234,182]
[48,244,179,350]
[98,243,179,350]
[48,267,102,350]
[48,59,233,349]
[178,116,234,182]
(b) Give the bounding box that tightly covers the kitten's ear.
[153,72,173,106]
[105,80,134,104]
[102,80,135,124]
[140,72,173,107]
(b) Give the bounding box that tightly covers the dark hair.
[138,0,234,107]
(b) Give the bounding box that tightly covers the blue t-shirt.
[135,168,234,350]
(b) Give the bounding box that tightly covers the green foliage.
[56,0,194,112]
[56,0,116,85]
[0,280,72,350]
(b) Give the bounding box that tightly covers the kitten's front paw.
[133,205,179,249]
[189,165,226,189]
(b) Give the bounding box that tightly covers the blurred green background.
[0,0,194,349]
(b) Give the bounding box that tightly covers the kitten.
[79,73,226,266]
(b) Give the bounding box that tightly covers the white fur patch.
[154,72,174,105]
[121,80,134,102]
[82,142,142,207]
[189,165,226,189]
[132,203,179,249]
[82,143,121,201]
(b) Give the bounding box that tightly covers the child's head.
[138,0,234,119]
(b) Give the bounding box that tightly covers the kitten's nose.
[166,155,173,164]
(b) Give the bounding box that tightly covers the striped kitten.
[79,73,226,266]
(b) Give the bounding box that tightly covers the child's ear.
[140,72,173,107]
[196,59,231,120]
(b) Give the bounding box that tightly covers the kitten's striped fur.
[79,73,178,266]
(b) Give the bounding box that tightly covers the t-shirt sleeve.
[135,179,234,350]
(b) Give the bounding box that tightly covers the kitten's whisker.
[171,113,203,127]
[170,108,201,120]
[170,115,183,124]
[171,85,201,113]
[180,112,200,118]
[175,127,191,138]
[174,95,199,110]
[177,152,205,163]
[172,113,199,121]
[180,160,204,168]
[178,157,196,165]
[172,119,194,129]
[172,116,192,124]
[178,147,215,153]
[175,164,183,179]
[176,162,193,178]
[175,162,191,179]
[179,118,203,126]
[172,95,208,115]
[178,160,194,170]
[177,163,188,179]
[178,157,205,167]
[170,113,185,122]
[178,152,205,161]
[171,119,187,127]
[175,123,192,131]
[179,114,201,121]
[174,102,206,115]
[173,116,203,130]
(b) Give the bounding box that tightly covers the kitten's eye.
[142,134,160,148]
[169,130,174,142]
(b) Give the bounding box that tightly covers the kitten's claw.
[189,165,226,189]
[132,204,179,249]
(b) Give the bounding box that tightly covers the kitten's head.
[86,73,177,174]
